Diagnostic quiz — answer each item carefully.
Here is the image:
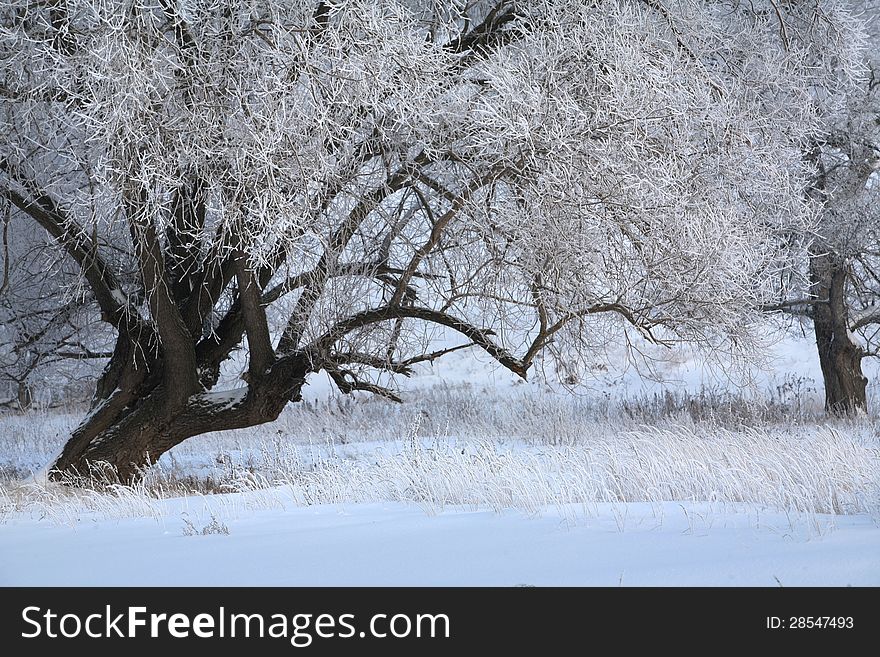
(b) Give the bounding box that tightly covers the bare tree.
[0,0,865,481]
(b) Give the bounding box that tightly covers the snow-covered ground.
[1,500,877,586]
[0,332,878,586]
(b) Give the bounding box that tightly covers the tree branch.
[277,155,427,352]
[328,342,476,376]
[851,307,880,332]
[124,190,199,401]
[327,369,403,403]
[389,159,519,306]
[0,173,136,333]
[306,305,527,378]
[444,1,522,65]
[234,250,274,380]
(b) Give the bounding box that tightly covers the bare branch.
[851,307,880,331]
[124,190,199,400]
[327,369,403,403]
[308,305,527,378]
[0,177,134,332]
[277,155,428,352]
[234,250,274,380]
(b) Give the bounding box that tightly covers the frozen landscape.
[3,502,878,587]
[1,0,879,591]
[1,334,878,586]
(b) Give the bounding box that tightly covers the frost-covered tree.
[0,0,865,481]
[768,0,879,414]
[807,82,879,415]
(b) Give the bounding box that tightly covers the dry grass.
[1,401,877,525]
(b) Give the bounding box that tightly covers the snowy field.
[0,335,878,586]
[2,501,878,586]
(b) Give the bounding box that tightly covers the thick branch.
[165,178,207,305]
[444,1,521,64]
[234,251,274,379]
[125,191,199,401]
[761,298,818,312]
[1,183,132,330]
[851,307,880,332]
[277,157,426,352]
[307,305,527,378]
[194,258,281,388]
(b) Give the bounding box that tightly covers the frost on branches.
[0,0,868,480]
[765,0,879,414]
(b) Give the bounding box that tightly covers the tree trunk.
[814,320,868,414]
[49,356,308,484]
[811,255,868,415]
[17,381,32,410]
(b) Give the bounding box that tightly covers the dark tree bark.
[52,348,312,483]
[810,254,868,415]
[17,381,32,410]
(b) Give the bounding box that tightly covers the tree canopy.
[0,0,871,479]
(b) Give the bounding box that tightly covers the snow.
[110,289,127,305]
[194,388,249,410]
[0,500,876,586]
[1,331,878,587]
[327,325,877,399]
[238,325,880,408]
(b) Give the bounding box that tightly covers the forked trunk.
[50,356,308,484]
